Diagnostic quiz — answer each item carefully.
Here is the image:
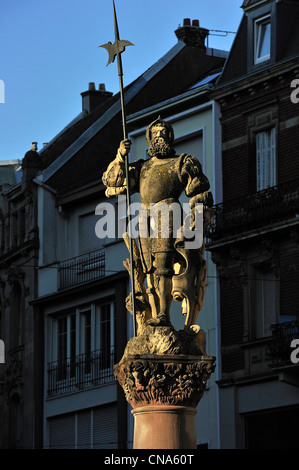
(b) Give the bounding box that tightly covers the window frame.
[246,3,275,72]
[252,266,277,339]
[247,107,278,193]
[255,126,277,191]
[246,260,280,342]
[254,14,271,65]
[52,301,114,361]
[49,300,115,392]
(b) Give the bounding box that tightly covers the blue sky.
[0,0,243,162]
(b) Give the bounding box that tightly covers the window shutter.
[256,132,262,191]
[270,127,276,187]
[174,135,203,165]
[77,409,91,449]
[254,268,277,338]
[256,128,276,191]
[93,404,118,449]
[48,413,75,449]
[79,212,103,254]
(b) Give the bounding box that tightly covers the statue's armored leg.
[146,252,173,326]
[156,275,172,322]
[146,273,159,318]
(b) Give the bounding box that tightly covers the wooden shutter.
[93,404,118,449]
[48,413,75,449]
[256,128,276,191]
[269,127,276,187]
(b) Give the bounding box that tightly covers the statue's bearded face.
[149,124,172,157]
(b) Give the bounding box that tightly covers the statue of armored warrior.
[102,117,214,331]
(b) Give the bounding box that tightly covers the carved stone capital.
[114,354,215,409]
[114,325,215,409]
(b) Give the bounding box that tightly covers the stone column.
[114,325,215,449]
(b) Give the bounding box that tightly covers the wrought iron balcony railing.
[59,249,105,290]
[266,319,299,364]
[206,179,299,243]
[47,347,115,398]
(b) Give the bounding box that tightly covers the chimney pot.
[175,19,209,48]
[81,82,113,113]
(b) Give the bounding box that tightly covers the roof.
[39,35,227,192]
[216,0,299,88]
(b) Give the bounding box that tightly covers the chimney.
[175,19,209,48]
[81,82,113,113]
[22,142,43,188]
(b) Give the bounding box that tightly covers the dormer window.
[254,15,271,64]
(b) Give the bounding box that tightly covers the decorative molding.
[114,325,215,409]
[7,267,25,286]
[5,347,23,402]
[115,354,215,409]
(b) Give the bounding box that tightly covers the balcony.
[266,319,299,364]
[59,249,105,290]
[47,347,115,398]
[206,179,299,244]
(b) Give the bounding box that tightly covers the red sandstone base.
[131,405,197,449]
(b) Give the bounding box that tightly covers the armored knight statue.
[102,117,214,333]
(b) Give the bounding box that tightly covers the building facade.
[208,0,299,449]
[0,151,44,448]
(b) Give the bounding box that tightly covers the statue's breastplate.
[139,157,183,206]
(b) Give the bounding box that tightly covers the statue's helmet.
[145,116,174,147]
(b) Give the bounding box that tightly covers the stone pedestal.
[114,325,216,449]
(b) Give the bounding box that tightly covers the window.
[174,132,203,166]
[99,303,113,369]
[256,128,276,191]
[80,308,91,374]
[57,313,76,381]
[48,302,115,396]
[253,267,277,339]
[48,404,118,449]
[79,212,104,254]
[254,15,271,64]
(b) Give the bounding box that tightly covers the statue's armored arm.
[102,140,141,197]
[179,154,214,229]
